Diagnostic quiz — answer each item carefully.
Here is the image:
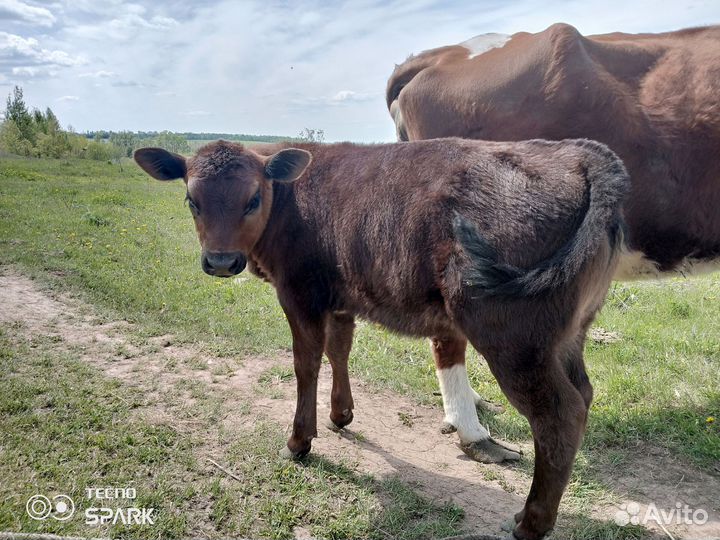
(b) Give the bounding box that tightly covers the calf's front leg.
[280,315,325,459]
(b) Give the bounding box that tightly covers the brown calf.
[135,137,628,540]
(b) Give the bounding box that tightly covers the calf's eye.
[185,194,199,215]
[244,191,261,215]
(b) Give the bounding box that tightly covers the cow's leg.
[324,312,355,431]
[479,344,590,540]
[280,315,325,460]
[432,336,521,463]
[436,353,504,435]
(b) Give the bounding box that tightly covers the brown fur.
[135,136,628,540]
[387,23,720,271]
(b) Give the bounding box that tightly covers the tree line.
[0,86,193,161]
[87,131,293,143]
[0,86,312,162]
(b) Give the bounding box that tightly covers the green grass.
[0,155,718,537]
[0,328,194,539]
[0,156,290,355]
[0,327,463,539]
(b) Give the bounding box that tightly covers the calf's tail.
[454,139,629,297]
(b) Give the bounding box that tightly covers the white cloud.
[331,90,378,103]
[0,31,86,71]
[12,65,56,77]
[68,3,179,41]
[0,0,56,27]
[56,95,79,101]
[78,70,115,78]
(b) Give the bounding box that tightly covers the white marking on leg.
[437,364,489,443]
[460,33,511,59]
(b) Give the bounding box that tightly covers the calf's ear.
[134,147,187,180]
[265,148,312,183]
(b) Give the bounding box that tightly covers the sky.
[0,0,718,143]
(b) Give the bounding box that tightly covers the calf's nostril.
[201,255,215,275]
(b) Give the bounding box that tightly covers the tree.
[0,119,33,156]
[33,109,47,134]
[297,127,325,143]
[45,108,60,133]
[109,131,137,158]
[5,86,35,144]
[147,131,190,155]
[36,130,71,158]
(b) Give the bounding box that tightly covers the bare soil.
[1,270,718,540]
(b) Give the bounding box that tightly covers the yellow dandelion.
[707,416,715,424]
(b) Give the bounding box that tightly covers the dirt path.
[1,271,718,540]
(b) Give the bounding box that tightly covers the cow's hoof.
[326,419,343,432]
[440,421,457,434]
[327,409,354,431]
[279,444,310,460]
[476,398,505,415]
[460,437,522,463]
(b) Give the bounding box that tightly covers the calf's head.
[134,141,311,277]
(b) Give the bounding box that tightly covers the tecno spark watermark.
[85,487,156,525]
[615,501,709,528]
[26,488,155,526]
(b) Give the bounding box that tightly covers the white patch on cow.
[614,249,720,280]
[437,364,489,443]
[460,33,511,59]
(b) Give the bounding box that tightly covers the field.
[0,155,718,540]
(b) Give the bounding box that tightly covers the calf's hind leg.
[478,344,590,540]
[325,312,355,431]
[432,335,521,463]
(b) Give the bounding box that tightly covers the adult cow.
[387,22,720,436]
[135,137,628,540]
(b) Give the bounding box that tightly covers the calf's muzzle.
[202,251,247,277]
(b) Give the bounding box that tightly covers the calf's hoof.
[440,421,457,434]
[327,409,354,431]
[460,437,522,463]
[501,515,552,540]
[279,440,312,460]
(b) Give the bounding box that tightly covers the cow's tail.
[454,139,629,297]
